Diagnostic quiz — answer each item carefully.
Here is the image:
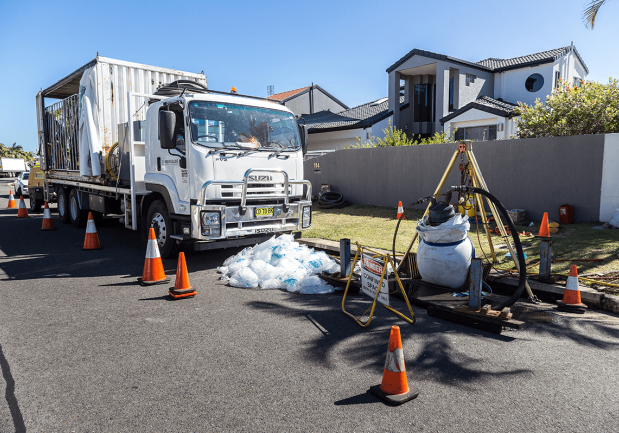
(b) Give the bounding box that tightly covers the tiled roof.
[440,96,518,124]
[267,86,310,101]
[307,96,404,132]
[476,47,590,73]
[388,45,589,75]
[474,96,518,114]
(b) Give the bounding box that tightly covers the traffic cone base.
[169,252,196,299]
[370,326,419,406]
[138,227,170,286]
[7,190,17,209]
[41,202,57,231]
[83,212,103,250]
[17,196,29,218]
[557,265,587,314]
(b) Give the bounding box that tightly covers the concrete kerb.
[299,238,619,315]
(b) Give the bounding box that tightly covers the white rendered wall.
[599,133,619,222]
[499,63,555,106]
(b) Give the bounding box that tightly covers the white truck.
[0,157,27,177]
[37,56,312,257]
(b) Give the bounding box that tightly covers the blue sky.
[1,0,618,152]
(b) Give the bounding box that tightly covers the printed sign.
[360,254,390,306]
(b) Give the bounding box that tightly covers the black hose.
[449,185,526,310]
[154,80,210,97]
[317,191,348,209]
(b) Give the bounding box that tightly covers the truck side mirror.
[299,124,308,155]
[159,110,176,149]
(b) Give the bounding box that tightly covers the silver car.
[13,172,29,197]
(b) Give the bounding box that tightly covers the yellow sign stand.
[341,243,416,328]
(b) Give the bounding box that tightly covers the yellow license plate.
[255,207,274,217]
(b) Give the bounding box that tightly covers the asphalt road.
[0,178,618,433]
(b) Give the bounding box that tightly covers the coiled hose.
[154,80,210,97]
[317,191,349,209]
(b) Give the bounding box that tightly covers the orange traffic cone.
[138,227,170,286]
[397,201,405,220]
[83,212,102,250]
[169,252,197,299]
[17,196,29,218]
[41,202,56,231]
[557,265,587,314]
[370,326,419,405]
[538,212,550,237]
[7,190,17,209]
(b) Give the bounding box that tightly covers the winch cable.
[449,185,527,310]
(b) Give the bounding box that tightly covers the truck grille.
[220,183,292,198]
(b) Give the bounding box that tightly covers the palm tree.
[10,142,23,151]
[583,0,608,29]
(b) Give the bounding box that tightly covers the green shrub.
[515,78,619,138]
[350,121,458,148]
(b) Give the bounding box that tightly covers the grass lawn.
[303,203,619,291]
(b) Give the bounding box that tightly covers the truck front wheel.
[58,188,70,224]
[147,200,176,259]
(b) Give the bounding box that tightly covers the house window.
[574,77,583,88]
[554,71,561,89]
[454,125,497,141]
[466,74,476,86]
[414,83,435,122]
[525,73,544,92]
[449,77,454,111]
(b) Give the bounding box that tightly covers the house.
[267,84,348,117]
[303,97,403,151]
[386,43,589,140]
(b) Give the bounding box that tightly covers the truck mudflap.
[191,169,312,241]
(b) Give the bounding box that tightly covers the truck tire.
[69,189,87,228]
[58,188,70,224]
[30,194,42,213]
[147,200,176,259]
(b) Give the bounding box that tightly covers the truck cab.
[140,92,312,257]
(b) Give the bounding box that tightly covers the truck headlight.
[201,211,221,236]
[302,206,311,228]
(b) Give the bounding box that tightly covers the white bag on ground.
[219,234,339,294]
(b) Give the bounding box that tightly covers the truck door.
[157,104,190,204]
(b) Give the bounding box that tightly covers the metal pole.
[469,258,483,310]
[340,238,351,277]
[539,239,552,280]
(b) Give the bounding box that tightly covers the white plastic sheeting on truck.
[78,66,102,177]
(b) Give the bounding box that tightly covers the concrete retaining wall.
[305,134,619,223]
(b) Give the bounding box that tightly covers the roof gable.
[267,86,310,101]
[440,96,518,124]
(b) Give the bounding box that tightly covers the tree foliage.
[514,78,619,138]
[582,0,608,29]
[0,142,36,161]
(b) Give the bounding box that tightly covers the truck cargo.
[37,56,312,257]
[0,157,27,177]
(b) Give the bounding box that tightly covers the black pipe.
[449,185,527,310]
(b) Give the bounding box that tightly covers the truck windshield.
[188,101,300,150]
